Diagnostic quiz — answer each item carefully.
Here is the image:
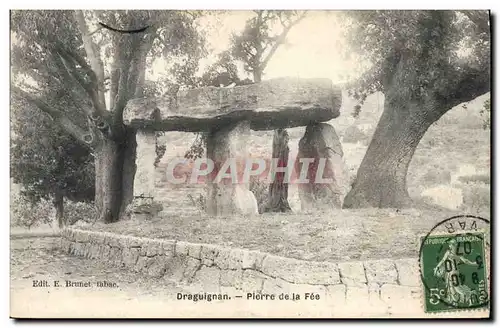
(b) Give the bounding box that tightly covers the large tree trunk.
[96,132,137,223]
[94,149,104,216]
[264,128,292,213]
[99,139,123,223]
[253,70,262,83]
[343,93,446,209]
[121,128,137,213]
[53,192,64,229]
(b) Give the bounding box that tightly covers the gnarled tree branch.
[75,10,107,112]
[461,10,490,35]
[437,64,490,109]
[260,11,307,72]
[12,86,97,149]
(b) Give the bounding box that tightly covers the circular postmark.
[418,215,490,313]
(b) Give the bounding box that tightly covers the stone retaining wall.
[61,228,425,317]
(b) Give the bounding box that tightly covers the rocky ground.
[85,206,482,263]
[9,235,379,318]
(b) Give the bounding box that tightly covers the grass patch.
[458,174,490,185]
[84,206,463,263]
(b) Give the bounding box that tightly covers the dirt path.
[9,236,312,318]
[10,236,196,318]
[10,235,488,319]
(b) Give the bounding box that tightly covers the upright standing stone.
[127,130,163,220]
[206,121,258,216]
[295,123,347,210]
[262,128,292,213]
[121,78,343,217]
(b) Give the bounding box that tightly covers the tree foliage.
[230,10,307,82]
[200,50,253,87]
[10,99,95,204]
[11,10,209,222]
[343,10,490,113]
[341,10,490,209]
[480,98,491,129]
[11,10,207,146]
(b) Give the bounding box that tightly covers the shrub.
[250,178,269,213]
[461,184,490,212]
[65,201,98,225]
[185,133,207,160]
[420,169,452,187]
[10,194,54,229]
[187,192,206,212]
[457,174,490,185]
[342,125,369,144]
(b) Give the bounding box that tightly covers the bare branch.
[89,26,103,36]
[12,86,96,149]
[461,10,490,34]
[74,10,107,112]
[55,48,104,115]
[260,11,307,71]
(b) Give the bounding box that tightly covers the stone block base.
[126,197,163,220]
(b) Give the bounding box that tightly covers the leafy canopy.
[230,10,307,81]
[10,98,95,204]
[342,10,490,115]
[11,10,209,147]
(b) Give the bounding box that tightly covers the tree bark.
[264,128,292,213]
[343,94,446,209]
[54,192,64,229]
[121,128,137,213]
[94,148,104,215]
[94,127,137,223]
[96,139,121,223]
[253,69,262,83]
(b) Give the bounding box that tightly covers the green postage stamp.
[420,231,489,313]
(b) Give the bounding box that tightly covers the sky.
[10,10,360,112]
[150,11,359,85]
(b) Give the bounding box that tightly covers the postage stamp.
[419,216,490,314]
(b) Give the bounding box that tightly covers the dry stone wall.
[61,228,425,317]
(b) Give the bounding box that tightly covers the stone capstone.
[123,78,342,132]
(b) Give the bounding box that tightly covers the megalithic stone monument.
[123,77,343,217]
